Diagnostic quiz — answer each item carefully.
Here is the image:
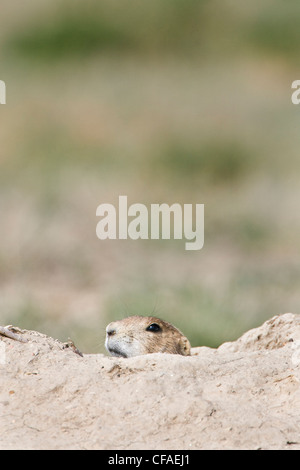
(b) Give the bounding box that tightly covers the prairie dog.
[105,315,191,358]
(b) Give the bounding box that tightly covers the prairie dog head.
[105,315,191,358]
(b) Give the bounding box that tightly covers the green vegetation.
[6,0,208,59]
[154,138,253,183]
[6,0,300,63]
[246,2,300,62]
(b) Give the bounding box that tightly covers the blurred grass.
[246,2,300,63]
[4,0,300,64]
[1,0,300,352]
[5,0,208,60]
[153,138,253,184]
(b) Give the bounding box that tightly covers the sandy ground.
[0,313,300,450]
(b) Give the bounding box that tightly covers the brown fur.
[105,315,191,358]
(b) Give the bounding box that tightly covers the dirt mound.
[1,313,300,450]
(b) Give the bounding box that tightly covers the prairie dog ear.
[178,336,191,356]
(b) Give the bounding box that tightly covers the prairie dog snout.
[105,315,191,358]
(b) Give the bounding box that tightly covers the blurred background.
[1,0,300,353]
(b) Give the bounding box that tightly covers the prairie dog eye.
[146,323,161,333]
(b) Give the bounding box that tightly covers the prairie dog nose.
[106,324,117,337]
